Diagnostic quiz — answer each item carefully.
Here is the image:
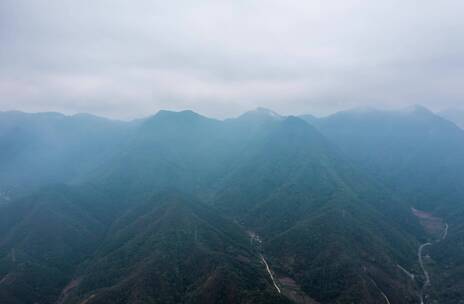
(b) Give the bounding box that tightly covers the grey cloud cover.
[1,0,463,119]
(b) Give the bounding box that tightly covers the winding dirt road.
[417,222,449,303]
[441,223,449,241]
[418,242,432,304]
[412,207,449,304]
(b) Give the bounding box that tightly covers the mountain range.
[1,106,463,303]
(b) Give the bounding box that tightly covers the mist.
[1,1,464,119]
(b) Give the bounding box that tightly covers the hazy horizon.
[2,1,464,119]
[0,103,457,122]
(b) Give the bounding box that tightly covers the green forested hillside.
[213,116,421,303]
[63,192,289,304]
[0,111,132,199]
[0,107,463,303]
[303,106,464,302]
[310,106,464,212]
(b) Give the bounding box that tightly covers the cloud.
[1,0,464,119]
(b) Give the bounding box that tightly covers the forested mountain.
[64,192,289,304]
[308,106,464,212]
[304,106,464,303]
[213,116,420,303]
[0,111,133,201]
[0,107,463,303]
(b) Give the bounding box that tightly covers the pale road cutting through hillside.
[247,231,281,294]
[381,291,391,304]
[418,242,432,304]
[418,221,449,304]
[369,278,391,304]
[261,255,281,294]
[442,223,449,240]
[397,264,415,281]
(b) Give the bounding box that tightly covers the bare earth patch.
[411,208,445,239]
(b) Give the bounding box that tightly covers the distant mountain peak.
[282,115,307,125]
[398,104,432,115]
[0,110,66,119]
[255,107,281,116]
[155,109,200,118]
[328,105,435,121]
[71,112,118,123]
[145,109,211,124]
[139,109,219,133]
[238,107,283,121]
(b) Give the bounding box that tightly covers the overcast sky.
[1,1,463,119]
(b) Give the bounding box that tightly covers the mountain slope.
[62,192,289,304]
[92,110,239,202]
[0,108,451,303]
[211,116,421,303]
[0,188,290,304]
[0,111,130,199]
[312,106,464,212]
[0,185,113,304]
[304,106,464,302]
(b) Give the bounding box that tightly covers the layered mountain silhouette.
[1,106,463,303]
[309,105,464,212]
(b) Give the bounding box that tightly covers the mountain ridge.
[0,105,463,303]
